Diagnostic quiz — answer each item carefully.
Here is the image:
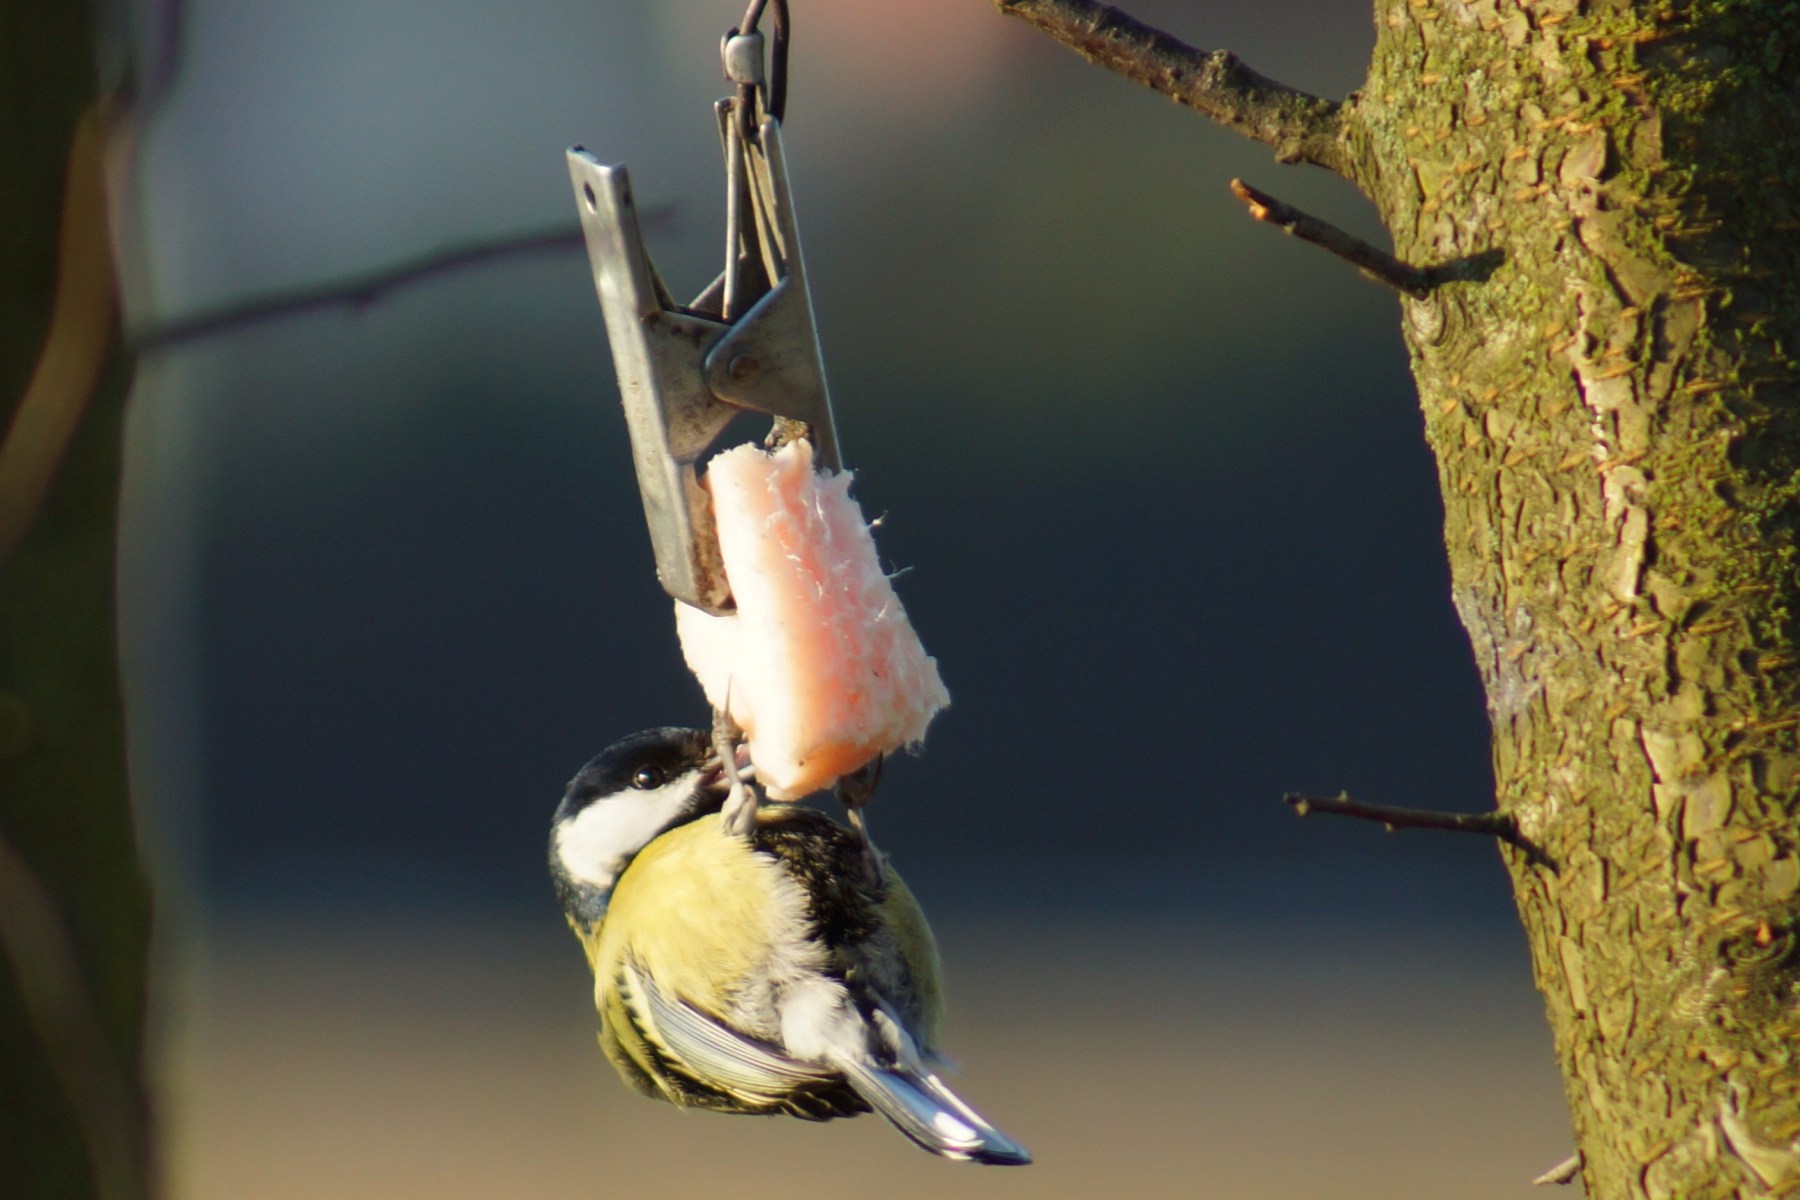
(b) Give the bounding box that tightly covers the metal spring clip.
[566,0,838,616]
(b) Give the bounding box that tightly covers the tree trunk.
[0,3,154,1198]
[1362,3,1800,1196]
[1001,1,1800,1195]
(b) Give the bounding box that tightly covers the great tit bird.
[548,727,1030,1166]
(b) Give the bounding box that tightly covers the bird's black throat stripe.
[751,807,886,952]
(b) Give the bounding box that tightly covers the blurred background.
[110,0,1580,1195]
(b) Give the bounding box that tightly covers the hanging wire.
[730,0,789,122]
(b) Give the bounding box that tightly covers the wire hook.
[728,0,789,123]
[565,0,837,614]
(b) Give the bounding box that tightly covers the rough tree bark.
[998,1,1800,1197]
[0,3,155,1199]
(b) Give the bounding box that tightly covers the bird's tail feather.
[839,1061,1031,1166]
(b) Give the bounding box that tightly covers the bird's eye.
[630,766,664,790]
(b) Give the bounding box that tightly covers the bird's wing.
[618,960,839,1098]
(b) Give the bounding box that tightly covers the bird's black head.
[549,727,729,929]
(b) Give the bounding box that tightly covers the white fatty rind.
[676,441,950,799]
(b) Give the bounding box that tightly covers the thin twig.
[995,0,1352,179]
[1533,1152,1583,1186]
[130,213,666,353]
[1230,178,1434,298]
[130,223,582,351]
[1284,790,1558,872]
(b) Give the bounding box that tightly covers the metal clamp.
[567,1,837,615]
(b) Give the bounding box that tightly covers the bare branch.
[994,0,1351,179]
[1283,790,1558,872]
[1533,1153,1583,1186]
[1229,178,1434,299]
[129,217,651,352]
[1229,179,1506,299]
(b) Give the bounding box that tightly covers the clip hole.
[582,183,598,212]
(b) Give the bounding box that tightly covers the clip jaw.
[570,165,736,613]
[567,7,837,616]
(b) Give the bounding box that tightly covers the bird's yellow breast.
[591,812,803,1015]
[579,806,946,1108]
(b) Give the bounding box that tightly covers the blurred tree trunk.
[0,3,154,1199]
[1003,1,1800,1195]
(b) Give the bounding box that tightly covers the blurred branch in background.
[132,208,672,354]
[133,226,581,352]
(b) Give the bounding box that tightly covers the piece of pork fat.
[675,440,950,800]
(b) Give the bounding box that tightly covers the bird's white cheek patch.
[555,774,703,890]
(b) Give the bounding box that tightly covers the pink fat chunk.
[674,440,950,799]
